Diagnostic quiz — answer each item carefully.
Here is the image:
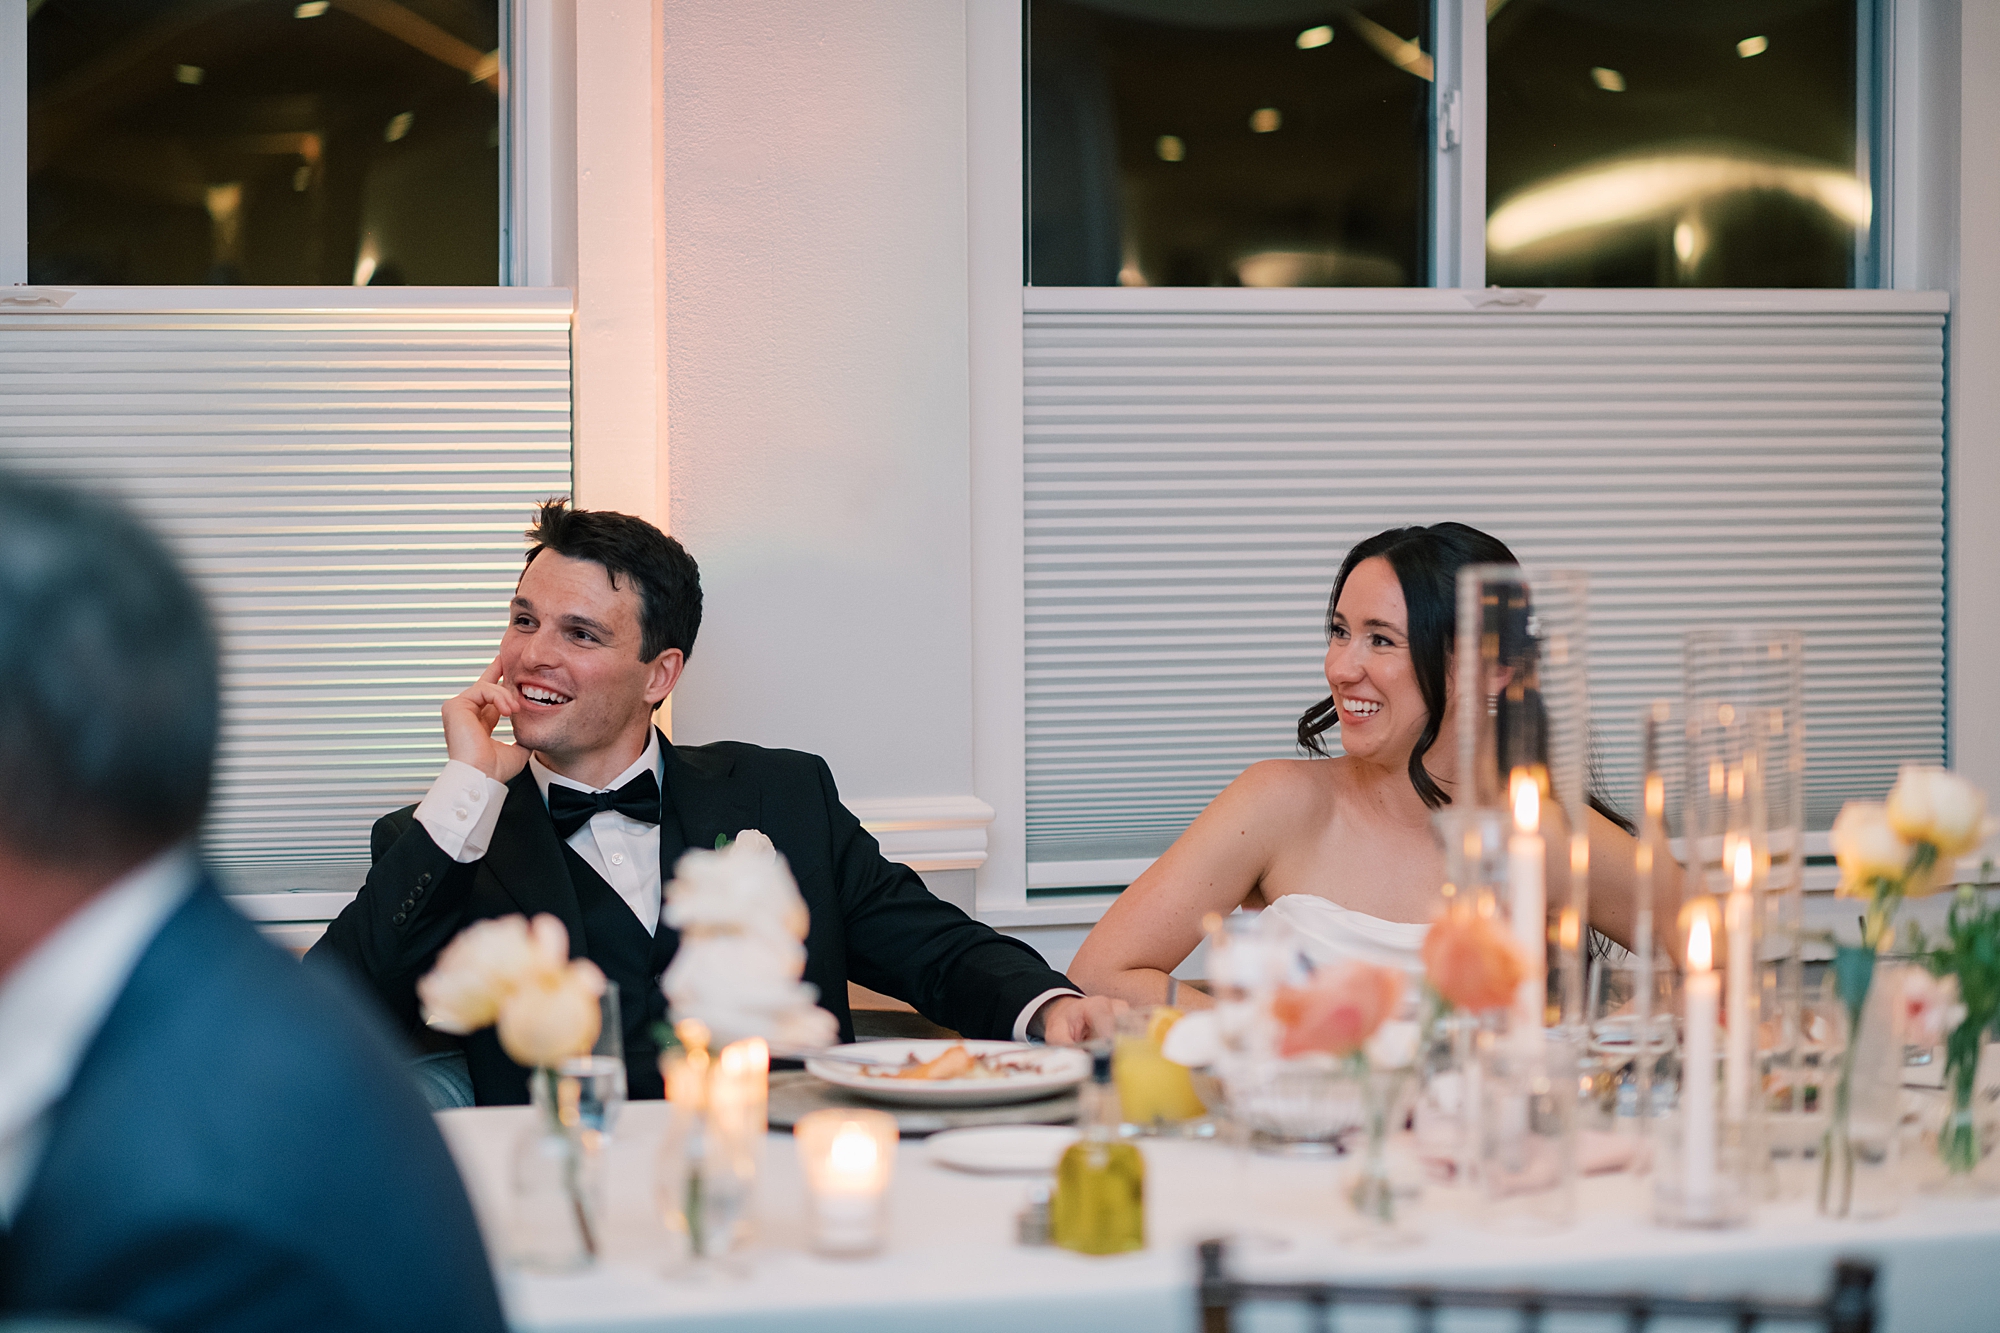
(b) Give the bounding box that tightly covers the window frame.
[980,0,1932,934]
[0,0,569,288]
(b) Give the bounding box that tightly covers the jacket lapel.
[657,728,762,880]
[481,767,590,958]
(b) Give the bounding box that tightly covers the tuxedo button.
[609,852,626,867]
[401,899,415,911]
[391,912,407,925]
[418,872,433,886]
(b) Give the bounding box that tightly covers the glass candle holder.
[1686,628,1807,1191]
[1683,697,1769,1188]
[794,1107,899,1255]
[656,1024,764,1265]
[1455,565,1591,1039]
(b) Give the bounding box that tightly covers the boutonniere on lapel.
[659,829,837,1051]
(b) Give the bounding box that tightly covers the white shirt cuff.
[1012,987,1085,1043]
[413,760,510,863]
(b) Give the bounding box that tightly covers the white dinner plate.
[804,1040,1091,1107]
[925,1125,1080,1175]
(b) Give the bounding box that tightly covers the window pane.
[1487,1,1861,288]
[1028,0,1432,287]
[28,0,500,285]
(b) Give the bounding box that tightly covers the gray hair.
[0,474,218,861]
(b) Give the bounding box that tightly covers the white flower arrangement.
[660,830,838,1050]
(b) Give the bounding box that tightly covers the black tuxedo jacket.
[310,732,1074,1104]
[1,880,503,1333]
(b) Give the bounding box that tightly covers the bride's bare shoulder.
[1219,756,1342,816]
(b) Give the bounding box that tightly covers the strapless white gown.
[1257,894,1429,976]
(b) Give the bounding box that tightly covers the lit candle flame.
[829,1124,881,1178]
[1645,772,1664,819]
[1689,913,1713,972]
[1511,769,1539,833]
[1732,838,1753,892]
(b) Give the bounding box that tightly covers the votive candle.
[794,1108,898,1255]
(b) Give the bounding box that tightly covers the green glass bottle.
[1051,1049,1145,1255]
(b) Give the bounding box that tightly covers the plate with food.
[804,1039,1091,1107]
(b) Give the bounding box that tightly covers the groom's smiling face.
[498,551,675,779]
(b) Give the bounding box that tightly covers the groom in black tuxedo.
[312,500,1109,1104]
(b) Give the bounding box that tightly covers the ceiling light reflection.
[1488,150,1872,256]
[1345,12,1433,82]
[174,64,204,85]
[1249,107,1281,133]
[1737,36,1769,58]
[1296,25,1333,50]
[294,0,330,16]
[1155,135,1185,162]
[1591,67,1625,92]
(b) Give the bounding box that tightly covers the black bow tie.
[547,770,662,839]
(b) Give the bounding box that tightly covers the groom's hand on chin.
[1031,994,1123,1045]
[443,656,531,783]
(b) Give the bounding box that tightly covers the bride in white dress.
[1068,522,1677,1007]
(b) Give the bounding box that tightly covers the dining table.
[436,1098,2000,1333]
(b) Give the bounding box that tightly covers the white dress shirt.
[0,848,195,1224]
[415,735,664,934]
[413,741,1077,1039]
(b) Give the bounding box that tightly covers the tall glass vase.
[1818,950,1905,1219]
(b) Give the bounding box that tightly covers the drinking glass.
[1583,952,1678,1135]
[559,988,626,1136]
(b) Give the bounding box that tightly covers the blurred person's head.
[499,499,700,780]
[0,474,219,882]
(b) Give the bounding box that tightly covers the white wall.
[657,1,976,844]
[1950,2,2000,811]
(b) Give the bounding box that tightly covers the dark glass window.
[1487,1,1861,287]
[28,0,500,285]
[1028,0,1432,288]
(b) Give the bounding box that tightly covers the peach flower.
[1271,961,1403,1059]
[1421,909,1528,1013]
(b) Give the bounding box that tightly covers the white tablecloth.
[436,1103,2000,1333]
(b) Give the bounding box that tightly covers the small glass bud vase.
[510,1068,601,1272]
[1818,952,1906,1219]
[655,1024,765,1267]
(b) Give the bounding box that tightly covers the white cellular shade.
[1023,293,1946,884]
[0,291,573,891]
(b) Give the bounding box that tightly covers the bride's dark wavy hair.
[1297,522,1518,809]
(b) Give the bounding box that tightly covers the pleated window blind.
[1023,291,1947,890]
[0,290,573,893]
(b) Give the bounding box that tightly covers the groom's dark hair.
[523,498,703,662]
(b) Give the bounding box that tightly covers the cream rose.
[664,831,811,942]
[419,914,558,1032]
[1886,766,1992,862]
[1830,801,1914,898]
[495,959,607,1068]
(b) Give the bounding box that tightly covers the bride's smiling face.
[1324,556,1434,765]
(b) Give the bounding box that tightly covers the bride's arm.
[1068,761,1309,1009]
[1585,806,1686,953]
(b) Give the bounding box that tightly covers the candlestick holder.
[1685,628,1806,1193]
